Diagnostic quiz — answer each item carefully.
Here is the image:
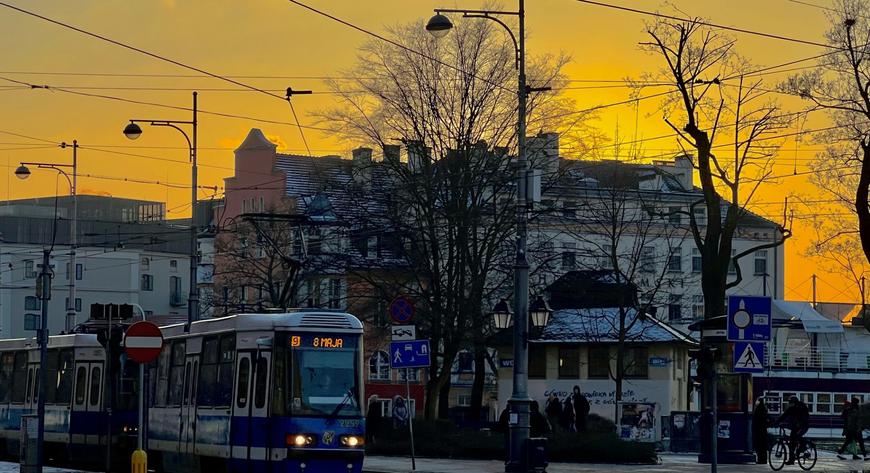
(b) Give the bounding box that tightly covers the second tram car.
[148,310,366,473]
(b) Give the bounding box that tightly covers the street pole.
[66,140,78,332]
[189,91,199,329]
[405,368,416,471]
[711,372,717,473]
[35,248,50,473]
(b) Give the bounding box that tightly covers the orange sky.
[0,0,858,303]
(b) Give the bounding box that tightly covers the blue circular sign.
[389,296,415,324]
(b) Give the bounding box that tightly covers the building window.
[669,206,682,225]
[668,294,682,321]
[754,250,768,276]
[372,297,388,328]
[641,246,655,273]
[369,351,390,381]
[667,247,682,272]
[306,280,321,307]
[692,295,705,319]
[141,257,150,271]
[25,296,40,311]
[457,395,471,407]
[398,368,419,382]
[170,260,177,271]
[456,351,473,373]
[561,252,576,270]
[693,207,706,225]
[259,197,265,212]
[170,276,182,304]
[24,260,36,279]
[728,249,737,275]
[692,248,702,273]
[328,278,342,309]
[141,274,154,291]
[561,201,575,218]
[528,344,546,379]
[598,244,612,270]
[588,345,609,379]
[65,263,83,281]
[624,347,649,379]
[65,297,82,312]
[558,347,580,379]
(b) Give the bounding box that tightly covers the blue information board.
[389,340,431,369]
[733,341,765,373]
[727,296,772,342]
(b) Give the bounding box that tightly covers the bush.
[367,420,657,464]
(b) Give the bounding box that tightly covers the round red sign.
[124,321,164,364]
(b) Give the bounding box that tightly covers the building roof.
[771,299,844,334]
[535,307,695,344]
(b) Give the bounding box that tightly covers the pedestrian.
[837,397,867,460]
[530,400,551,437]
[545,394,562,434]
[752,398,769,464]
[392,396,409,429]
[572,385,590,432]
[366,396,382,444]
[560,395,575,433]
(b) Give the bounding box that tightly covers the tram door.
[72,362,103,444]
[179,355,199,454]
[232,351,271,466]
[24,361,38,411]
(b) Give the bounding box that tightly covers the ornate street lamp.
[492,298,514,330]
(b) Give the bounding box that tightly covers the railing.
[765,347,870,372]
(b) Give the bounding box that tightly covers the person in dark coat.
[777,396,810,465]
[752,398,769,464]
[572,385,591,432]
[560,396,576,432]
[529,400,551,437]
[545,394,562,434]
[837,397,867,460]
[365,396,382,444]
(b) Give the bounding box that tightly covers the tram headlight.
[339,435,364,448]
[287,433,316,447]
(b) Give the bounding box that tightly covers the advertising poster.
[618,402,658,442]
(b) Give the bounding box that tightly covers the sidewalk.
[364,452,870,473]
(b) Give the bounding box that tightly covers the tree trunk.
[469,342,487,425]
[857,145,870,264]
[438,376,452,420]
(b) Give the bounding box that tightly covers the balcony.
[765,347,870,372]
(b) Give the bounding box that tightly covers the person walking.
[560,395,576,433]
[752,398,770,464]
[837,397,867,460]
[530,400,552,437]
[572,385,591,432]
[366,396,382,444]
[545,394,562,434]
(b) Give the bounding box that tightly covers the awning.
[772,300,844,334]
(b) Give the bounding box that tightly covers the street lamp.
[428,3,546,471]
[529,296,552,330]
[492,298,514,330]
[123,91,199,329]
[17,140,79,333]
[14,140,78,473]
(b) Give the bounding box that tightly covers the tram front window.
[289,335,361,417]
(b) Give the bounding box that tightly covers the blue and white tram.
[0,333,139,465]
[148,310,366,473]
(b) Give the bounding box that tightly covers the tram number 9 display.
[290,335,345,349]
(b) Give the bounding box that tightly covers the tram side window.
[167,342,186,405]
[55,350,75,404]
[236,357,250,409]
[44,351,59,403]
[10,353,26,403]
[74,367,87,405]
[89,367,101,407]
[198,335,235,407]
[254,357,267,409]
[0,352,13,403]
[198,337,219,405]
[155,344,171,406]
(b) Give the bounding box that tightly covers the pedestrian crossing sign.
[733,341,765,373]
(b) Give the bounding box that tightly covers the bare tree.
[640,18,792,320]
[317,16,592,419]
[781,0,870,270]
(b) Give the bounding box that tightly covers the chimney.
[383,144,401,165]
[406,140,429,173]
[527,132,560,174]
[352,147,373,165]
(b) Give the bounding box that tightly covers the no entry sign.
[124,321,164,364]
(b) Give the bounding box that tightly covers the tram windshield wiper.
[328,387,356,419]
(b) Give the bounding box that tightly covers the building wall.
[0,244,189,338]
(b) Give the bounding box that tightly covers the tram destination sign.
[123,321,164,364]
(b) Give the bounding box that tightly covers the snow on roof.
[536,307,694,344]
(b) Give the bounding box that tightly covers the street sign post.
[733,342,765,373]
[727,296,772,342]
[124,321,163,473]
[389,340,431,369]
[391,325,416,341]
[389,296,415,325]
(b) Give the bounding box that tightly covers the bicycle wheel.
[798,441,817,471]
[769,439,788,471]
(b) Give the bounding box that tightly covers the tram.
[148,310,366,473]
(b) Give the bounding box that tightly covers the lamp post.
[16,140,79,333]
[124,91,199,329]
[490,295,552,471]
[429,3,547,471]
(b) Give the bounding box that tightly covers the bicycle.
[769,426,817,471]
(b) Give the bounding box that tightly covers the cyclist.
[778,396,810,465]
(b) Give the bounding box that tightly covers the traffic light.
[689,346,720,381]
[89,303,135,321]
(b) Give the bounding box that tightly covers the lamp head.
[14,164,31,180]
[426,13,453,38]
[123,122,143,140]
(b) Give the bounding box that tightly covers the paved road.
[364,452,870,473]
